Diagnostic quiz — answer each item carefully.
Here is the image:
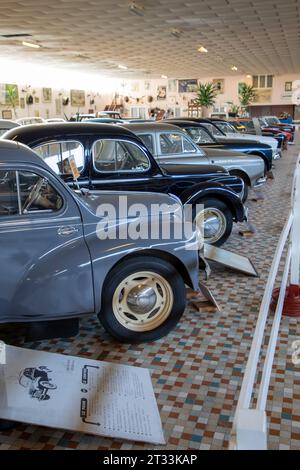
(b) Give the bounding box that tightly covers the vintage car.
[0,139,201,342]
[15,117,46,126]
[259,117,294,143]
[177,117,277,165]
[162,119,275,198]
[209,118,281,160]
[19,367,57,401]
[234,119,286,150]
[0,119,20,137]
[123,122,266,205]
[2,123,246,246]
[263,116,295,137]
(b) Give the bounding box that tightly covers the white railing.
[230,154,300,450]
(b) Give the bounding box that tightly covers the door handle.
[57,226,79,237]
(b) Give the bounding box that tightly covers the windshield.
[201,122,224,137]
[214,121,238,134]
[185,127,215,144]
[265,117,279,125]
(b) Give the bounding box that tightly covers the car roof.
[3,122,140,141]
[163,119,209,128]
[0,139,50,168]
[122,122,185,133]
[0,119,20,128]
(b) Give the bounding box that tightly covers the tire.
[194,198,233,246]
[40,381,57,390]
[99,256,186,343]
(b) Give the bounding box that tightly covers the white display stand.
[0,345,165,445]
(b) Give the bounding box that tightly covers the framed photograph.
[55,98,62,115]
[253,89,272,104]
[168,79,177,93]
[285,81,292,92]
[34,96,40,104]
[70,89,85,107]
[157,85,167,100]
[178,79,198,93]
[20,97,25,109]
[2,109,12,119]
[42,88,52,103]
[212,78,225,94]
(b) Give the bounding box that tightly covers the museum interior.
[0,0,300,454]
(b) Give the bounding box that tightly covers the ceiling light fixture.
[198,46,208,53]
[22,41,40,49]
[231,65,238,71]
[118,64,128,70]
[129,2,145,16]
[161,75,168,79]
[246,74,252,78]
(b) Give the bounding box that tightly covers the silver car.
[122,122,266,196]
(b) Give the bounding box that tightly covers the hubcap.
[112,271,173,332]
[195,207,227,244]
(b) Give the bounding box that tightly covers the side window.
[182,135,197,153]
[34,141,84,175]
[93,139,150,173]
[188,127,214,144]
[159,133,183,154]
[0,170,19,216]
[0,170,63,217]
[139,134,154,154]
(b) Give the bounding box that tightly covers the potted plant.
[195,82,217,117]
[238,83,257,113]
[5,84,19,119]
[228,102,240,117]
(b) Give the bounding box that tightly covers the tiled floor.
[1,134,300,450]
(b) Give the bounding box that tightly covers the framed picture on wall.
[2,110,13,119]
[178,79,198,93]
[212,78,225,94]
[285,81,292,92]
[42,88,52,103]
[168,79,177,93]
[34,97,40,104]
[70,89,85,107]
[20,97,25,109]
[157,85,167,100]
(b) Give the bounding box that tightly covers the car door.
[89,137,167,193]
[0,165,94,322]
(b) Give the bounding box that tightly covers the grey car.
[122,122,266,195]
[0,140,200,343]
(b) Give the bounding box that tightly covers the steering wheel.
[23,179,45,213]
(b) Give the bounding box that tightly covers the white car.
[46,118,66,123]
[16,117,46,126]
[0,119,20,137]
[211,120,281,160]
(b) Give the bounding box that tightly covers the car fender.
[179,182,246,222]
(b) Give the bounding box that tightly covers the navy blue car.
[3,123,246,246]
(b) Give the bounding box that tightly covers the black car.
[165,118,274,173]
[3,123,246,245]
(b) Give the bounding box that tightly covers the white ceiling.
[0,0,299,78]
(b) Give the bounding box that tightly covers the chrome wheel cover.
[112,271,174,332]
[195,207,227,244]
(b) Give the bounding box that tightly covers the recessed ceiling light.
[246,74,252,78]
[161,75,168,79]
[22,40,40,49]
[118,64,128,70]
[231,65,238,71]
[198,46,208,53]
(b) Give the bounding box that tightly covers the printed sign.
[0,346,165,444]
[0,341,5,364]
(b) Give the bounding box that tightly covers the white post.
[290,157,300,285]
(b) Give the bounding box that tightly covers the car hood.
[225,132,277,150]
[159,162,228,177]
[203,147,258,162]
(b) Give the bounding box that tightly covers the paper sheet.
[0,345,165,444]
